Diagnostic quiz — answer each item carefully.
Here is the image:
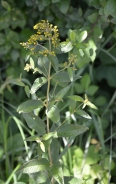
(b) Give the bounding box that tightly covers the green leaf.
[2,0,11,10]
[30,57,35,69]
[76,109,92,119]
[25,54,30,62]
[47,105,60,123]
[0,33,6,45]
[48,55,59,72]
[42,132,55,141]
[86,145,100,165]
[94,96,106,106]
[50,163,64,184]
[50,139,60,163]
[24,85,30,98]
[68,95,84,102]
[57,124,88,137]
[17,100,43,113]
[57,0,70,14]
[38,56,49,76]
[30,77,47,94]
[52,0,60,3]
[60,41,73,53]
[88,12,98,23]
[88,0,101,8]
[68,29,77,42]
[87,101,98,109]
[55,85,70,101]
[86,85,99,96]
[104,0,116,16]
[78,30,87,43]
[81,73,91,89]
[23,112,46,135]
[10,79,25,87]
[52,71,70,83]
[86,39,97,62]
[68,67,74,81]
[18,158,50,174]
[29,170,50,183]
[69,178,83,184]
[26,135,40,142]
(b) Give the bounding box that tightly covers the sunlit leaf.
[76,109,92,119]
[60,41,73,53]
[87,101,98,110]
[47,105,60,123]
[30,77,47,94]
[78,30,87,43]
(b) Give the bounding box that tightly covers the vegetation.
[0,0,116,183]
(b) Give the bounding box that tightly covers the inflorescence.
[20,20,60,56]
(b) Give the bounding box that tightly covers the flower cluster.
[20,20,60,56]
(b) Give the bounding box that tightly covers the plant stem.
[46,38,55,184]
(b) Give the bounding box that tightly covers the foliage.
[0,0,116,183]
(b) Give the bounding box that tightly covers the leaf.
[26,135,41,142]
[57,124,88,137]
[18,158,50,174]
[86,101,98,110]
[2,1,11,10]
[47,105,60,123]
[17,100,43,113]
[38,56,49,76]
[24,85,30,98]
[52,71,70,83]
[80,73,91,89]
[76,109,92,119]
[68,67,74,81]
[60,41,73,53]
[39,142,45,152]
[86,85,99,96]
[86,145,100,165]
[0,33,6,45]
[57,0,70,14]
[55,85,70,101]
[78,30,87,43]
[69,178,83,184]
[30,77,47,94]
[85,39,97,62]
[104,0,116,16]
[50,163,64,184]
[50,139,60,163]
[68,95,84,102]
[48,55,59,72]
[10,79,25,87]
[42,132,55,141]
[23,112,46,135]
[88,12,98,23]
[29,170,50,183]
[52,0,60,3]
[25,54,30,62]
[68,29,77,42]
[30,57,35,69]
